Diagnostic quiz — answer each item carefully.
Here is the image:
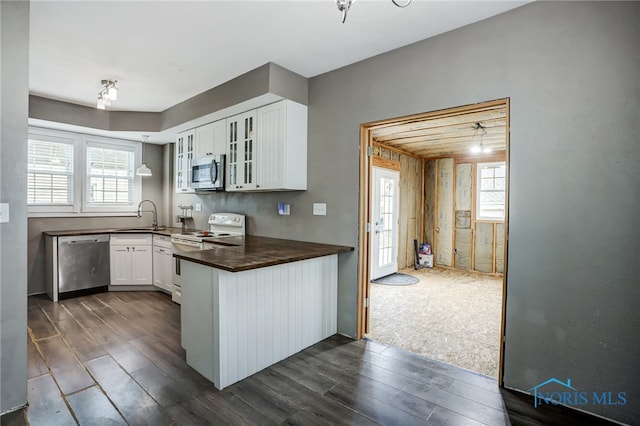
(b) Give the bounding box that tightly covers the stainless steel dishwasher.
[58,234,110,295]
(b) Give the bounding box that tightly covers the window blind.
[27,139,74,205]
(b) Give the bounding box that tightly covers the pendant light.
[136,135,152,177]
[470,123,491,154]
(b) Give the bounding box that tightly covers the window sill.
[28,212,138,219]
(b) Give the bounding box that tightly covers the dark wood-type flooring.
[0,291,617,425]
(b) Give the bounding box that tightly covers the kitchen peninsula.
[174,235,353,390]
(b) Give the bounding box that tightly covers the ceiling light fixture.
[136,135,152,177]
[337,0,411,23]
[96,79,118,110]
[470,122,492,154]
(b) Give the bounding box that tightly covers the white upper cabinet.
[226,110,258,191]
[175,129,195,193]
[256,100,307,191]
[195,119,226,159]
[226,100,307,192]
[175,99,308,193]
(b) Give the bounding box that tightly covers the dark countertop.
[43,227,192,237]
[173,235,353,272]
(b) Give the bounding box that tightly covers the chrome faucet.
[137,199,158,230]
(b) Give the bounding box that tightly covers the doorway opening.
[357,99,510,382]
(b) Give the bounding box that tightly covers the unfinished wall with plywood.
[423,160,437,251]
[495,223,505,273]
[398,155,422,269]
[435,158,454,266]
[474,222,495,273]
[423,157,506,274]
[454,163,473,270]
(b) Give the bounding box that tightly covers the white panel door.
[195,119,227,158]
[131,246,153,285]
[256,101,285,190]
[370,167,400,280]
[110,246,132,285]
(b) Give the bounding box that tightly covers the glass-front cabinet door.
[226,110,257,191]
[175,129,195,193]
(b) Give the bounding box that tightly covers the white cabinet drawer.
[153,234,172,249]
[111,234,152,246]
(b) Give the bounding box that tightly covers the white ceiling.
[30,0,530,114]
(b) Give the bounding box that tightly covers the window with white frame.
[85,141,136,208]
[477,162,506,220]
[27,128,142,216]
[28,137,74,207]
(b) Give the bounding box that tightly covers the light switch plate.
[313,203,327,216]
[195,203,202,212]
[0,203,9,223]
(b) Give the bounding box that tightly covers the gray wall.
[302,2,639,424]
[0,0,29,414]
[17,1,640,423]
[29,63,308,133]
[27,143,164,295]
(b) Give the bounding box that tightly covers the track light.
[337,0,411,23]
[96,79,118,109]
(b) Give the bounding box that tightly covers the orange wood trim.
[448,150,507,164]
[357,125,372,339]
[363,98,509,129]
[498,98,510,387]
[372,156,401,171]
[471,162,477,271]
[451,158,457,268]
[420,159,425,242]
[372,142,420,159]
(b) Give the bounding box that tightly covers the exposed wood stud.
[371,156,400,171]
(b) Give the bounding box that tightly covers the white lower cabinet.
[110,234,153,286]
[152,235,173,293]
[181,254,338,389]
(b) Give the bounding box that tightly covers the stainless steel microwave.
[191,155,225,191]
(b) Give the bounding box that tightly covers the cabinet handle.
[127,247,130,252]
[256,184,260,188]
[132,247,136,252]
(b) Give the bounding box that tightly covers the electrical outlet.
[313,203,327,216]
[195,203,202,212]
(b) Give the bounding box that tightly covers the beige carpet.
[368,266,503,377]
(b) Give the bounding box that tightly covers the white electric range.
[170,213,245,304]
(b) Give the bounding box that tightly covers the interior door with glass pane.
[370,167,400,280]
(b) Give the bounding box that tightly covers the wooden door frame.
[357,98,510,386]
